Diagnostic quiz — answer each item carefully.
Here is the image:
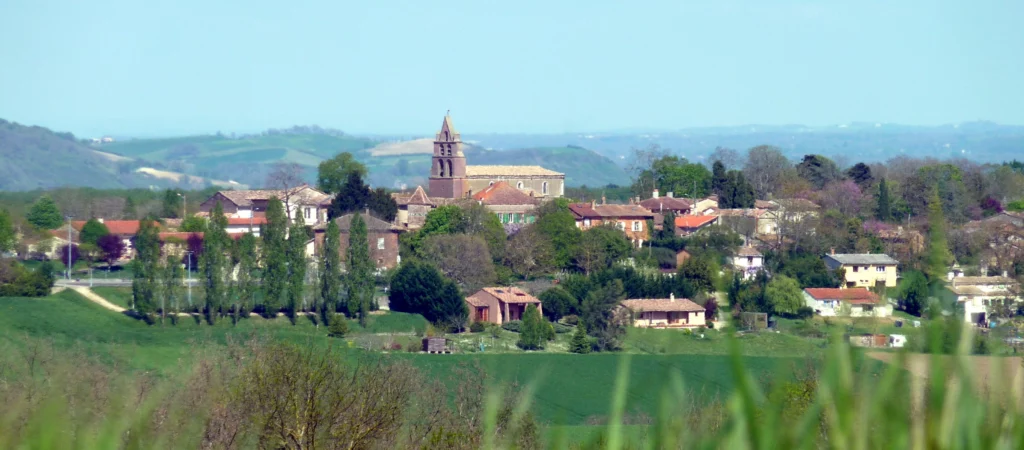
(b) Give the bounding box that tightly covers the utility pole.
[65,215,73,280]
[178,192,187,219]
[186,251,194,307]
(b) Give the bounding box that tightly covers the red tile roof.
[675,215,718,229]
[804,288,879,304]
[226,217,268,226]
[72,220,158,236]
[638,197,692,212]
[473,181,539,206]
[477,287,541,304]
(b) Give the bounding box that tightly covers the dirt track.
[868,352,1024,403]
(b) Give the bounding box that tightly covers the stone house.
[200,184,331,227]
[314,212,402,272]
[621,294,706,328]
[466,287,543,325]
[568,202,656,247]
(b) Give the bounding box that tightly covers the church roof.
[466,165,563,177]
[392,186,434,206]
[473,182,539,206]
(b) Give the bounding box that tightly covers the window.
[377,237,385,250]
[583,218,591,227]
[489,181,494,186]
[631,221,642,232]
[517,181,524,189]
[304,207,311,219]
[505,213,513,223]
[853,266,859,272]
[876,266,885,272]
[542,182,548,195]
[616,221,626,231]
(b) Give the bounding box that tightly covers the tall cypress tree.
[711,160,728,197]
[661,211,676,240]
[163,256,182,325]
[346,213,374,325]
[319,220,342,324]
[131,219,161,315]
[286,213,309,321]
[926,187,953,282]
[261,197,289,317]
[876,177,892,222]
[201,201,230,325]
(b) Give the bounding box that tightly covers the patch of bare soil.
[869,352,1024,403]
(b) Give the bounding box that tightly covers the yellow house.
[621,294,706,328]
[823,253,899,289]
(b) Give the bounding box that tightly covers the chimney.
[947,272,954,282]
[97,218,104,224]
[1004,270,1010,278]
[670,293,676,302]
[830,248,836,256]
[666,192,674,198]
[653,189,659,199]
[591,200,596,209]
[602,195,607,205]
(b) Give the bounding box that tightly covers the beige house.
[949,275,1021,325]
[200,184,331,227]
[823,253,899,288]
[621,294,706,328]
[466,287,543,325]
[803,288,893,318]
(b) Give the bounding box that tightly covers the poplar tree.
[319,220,342,324]
[163,256,182,325]
[346,213,375,325]
[201,201,230,324]
[926,187,953,282]
[876,177,892,222]
[235,233,258,318]
[261,197,289,317]
[286,213,309,321]
[131,219,161,316]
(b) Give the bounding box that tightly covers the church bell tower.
[428,112,468,198]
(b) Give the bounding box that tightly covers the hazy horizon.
[2,0,1022,137]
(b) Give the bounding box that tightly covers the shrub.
[387,342,403,351]
[328,315,349,338]
[561,314,579,326]
[489,324,502,338]
[470,321,486,333]
[552,322,574,334]
[405,341,421,353]
[516,305,545,350]
[544,322,555,341]
[502,320,523,332]
[706,321,715,329]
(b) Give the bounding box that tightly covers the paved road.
[55,279,200,288]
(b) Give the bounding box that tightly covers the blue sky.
[1,0,1021,137]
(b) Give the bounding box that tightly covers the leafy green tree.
[201,201,231,324]
[0,209,15,253]
[389,260,467,326]
[876,177,892,222]
[261,197,289,317]
[286,213,309,320]
[131,219,161,315]
[517,305,545,350]
[162,188,184,218]
[569,322,591,354]
[534,199,582,269]
[581,280,627,351]
[345,214,374,324]
[180,215,208,232]
[539,286,577,321]
[678,256,715,294]
[27,195,64,230]
[234,233,259,318]
[319,220,342,324]
[575,224,631,274]
[460,203,507,263]
[317,152,368,195]
[78,219,109,246]
[925,187,953,281]
[898,270,929,317]
[765,275,803,316]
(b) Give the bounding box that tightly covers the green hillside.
[0,119,151,191]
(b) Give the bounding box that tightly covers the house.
[568,202,656,247]
[390,186,468,230]
[427,114,564,199]
[472,181,539,224]
[199,184,331,227]
[948,275,1021,325]
[621,294,706,328]
[674,215,719,236]
[224,217,268,237]
[732,246,764,279]
[691,196,719,216]
[314,211,402,272]
[638,189,692,215]
[717,209,769,239]
[823,252,899,288]
[803,288,893,318]
[70,220,156,256]
[466,287,543,325]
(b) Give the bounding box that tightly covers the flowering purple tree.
[59,244,80,271]
[96,234,126,271]
[818,181,863,216]
[980,196,1004,216]
[182,233,203,269]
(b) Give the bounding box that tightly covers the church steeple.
[428,112,468,198]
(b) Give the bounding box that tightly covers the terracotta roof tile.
[473,181,539,206]
[226,217,268,226]
[568,203,655,219]
[466,165,563,177]
[675,215,719,229]
[478,287,541,304]
[638,197,692,212]
[621,298,705,313]
[736,246,762,257]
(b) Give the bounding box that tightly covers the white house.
[948,274,1020,325]
[803,287,893,318]
[732,246,763,279]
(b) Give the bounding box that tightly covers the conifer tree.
[319,220,342,324]
[517,304,544,350]
[346,214,375,325]
[201,201,231,324]
[235,233,258,318]
[162,256,182,325]
[286,213,309,321]
[26,195,64,230]
[261,197,289,317]
[570,322,591,354]
[876,177,892,222]
[711,160,728,197]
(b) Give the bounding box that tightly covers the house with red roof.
[803,287,892,318]
[568,201,655,247]
[472,181,540,224]
[674,215,719,236]
[466,287,543,325]
[638,189,692,215]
